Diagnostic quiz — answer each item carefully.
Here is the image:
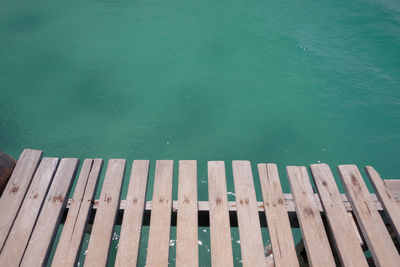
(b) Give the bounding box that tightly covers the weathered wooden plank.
[337,165,400,267]
[0,157,58,266]
[347,212,364,245]
[115,160,149,267]
[146,160,174,267]
[207,161,234,267]
[176,160,198,267]
[0,150,16,195]
[51,159,103,267]
[286,166,335,267]
[0,149,42,249]
[385,179,400,200]
[232,161,266,267]
[310,164,367,267]
[20,158,79,267]
[85,159,126,267]
[258,163,299,267]
[66,192,394,213]
[366,166,400,242]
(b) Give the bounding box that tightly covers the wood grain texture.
[66,192,396,213]
[385,179,400,200]
[0,157,58,267]
[84,159,126,267]
[115,160,149,267]
[20,158,79,267]
[176,160,198,267]
[232,161,266,267]
[258,163,299,267]
[51,159,103,267]
[286,166,335,267]
[146,160,174,267]
[207,161,234,267]
[365,166,400,242]
[337,165,400,267]
[0,149,42,249]
[348,212,364,245]
[310,164,367,267]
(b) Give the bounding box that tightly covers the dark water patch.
[69,69,134,116]
[0,7,50,34]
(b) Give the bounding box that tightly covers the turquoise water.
[1,0,400,177]
[1,0,400,265]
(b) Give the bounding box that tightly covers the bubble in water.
[112,232,119,241]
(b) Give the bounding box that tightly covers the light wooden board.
[20,158,79,267]
[67,192,395,213]
[232,161,266,267]
[0,149,42,249]
[366,166,400,242]
[0,157,58,266]
[146,160,174,267]
[258,163,299,267]
[176,160,198,267]
[51,159,103,267]
[115,160,149,267]
[84,159,126,267]
[310,164,367,267]
[348,212,364,245]
[207,161,234,267]
[385,179,400,200]
[286,166,335,267]
[337,165,400,266]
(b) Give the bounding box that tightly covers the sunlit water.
[1,0,400,266]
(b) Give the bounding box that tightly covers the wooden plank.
[348,212,364,245]
[258,163,299,267]
[366,166,400,242]
[146,160,174,267]
[286,166,335,267]
[115,160,149,267]
[85,159,126,267]
[0,157,58,266]
[20,158,79,267]
[176,160,198,267]
[232,161,266,267]
[337,165,400,267]
[66,192,396,213]
[310,164,367,267]
[51,159,103,267]
[385,179,400,200]
[207,161,233,267]
[0,149,42,249]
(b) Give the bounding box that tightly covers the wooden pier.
[0,149,400,266]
